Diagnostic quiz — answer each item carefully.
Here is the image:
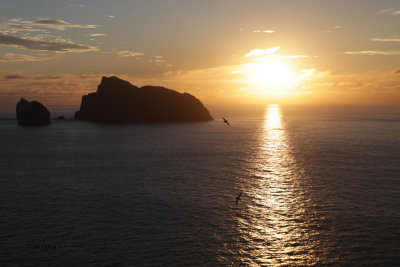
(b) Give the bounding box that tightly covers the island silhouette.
[16,98,51,126]
[74,76,213,123]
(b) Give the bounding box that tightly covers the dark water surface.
[1,105,399,266]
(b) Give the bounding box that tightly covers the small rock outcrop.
[16,98,51,126]
[75,76,213,123]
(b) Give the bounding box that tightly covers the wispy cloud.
[3,73,25,79]
[0,23,44,33]
[344,50,400,56]
[253,30,275,33]
[377,9,400,16]
[89,33,106,37]
[2,73,71,80]
[325,25,343,33]
[69,3,87,8]
[0,32,97,52]
[0,72,103,105]
[117,50,144,57]
[149,55,167,64]
[245,47,280,57]
[149,59,166,64]
[273,55,309,59]
[9,18,98,30]
[310,72,400,102]
[371,38,400,42]
[0,53,55,62]
[107,15,115,19]
[244,47,308,59]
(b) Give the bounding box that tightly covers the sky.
[1,0,400,106]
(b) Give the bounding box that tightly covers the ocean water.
[0,105,399,266]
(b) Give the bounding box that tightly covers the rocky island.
[16,98,51,126]
[75,76,213,123]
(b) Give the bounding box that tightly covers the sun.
[234,46,318,99]
[237,58,301,97]
[238,59,300,97]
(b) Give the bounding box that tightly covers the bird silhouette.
[236,192,242,204]
[222,117,230,126]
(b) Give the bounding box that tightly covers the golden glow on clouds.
[371,38,400,42]
[245,47,280,57]
[377,9,400,16]
[0,53,55,62]
[253,30,275,33]
[345,50,400,55]
[8,18,98,30]
[117,51,144,58]
[89,33,106,37]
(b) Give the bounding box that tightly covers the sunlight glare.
[236,104,313,264]
[236,49,316,99]
[238,59,301,97]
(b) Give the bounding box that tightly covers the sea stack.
[75,76,213,123]
[16,98,51,126]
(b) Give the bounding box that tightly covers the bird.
[236,192,243,205]
[222,117,230,126]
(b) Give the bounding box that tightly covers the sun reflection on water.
[235,104,315,266]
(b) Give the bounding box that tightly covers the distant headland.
[74,76,213,123]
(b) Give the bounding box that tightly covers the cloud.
[69,3,87,8]
[107,15,115,19]
[149,59,166,64]
[117,50,144,57]
[0,32,97,52]
[272,55,309,59]
[344,50,400,56]
[371,38,400,42]
[309,71,400,99]
[3,73,24,79]
[245,46,280,57]
[161,63,328,105]
[325,25,343,33]
[0,72,103,105]
[0,23,44,33]
[244,47,308,60]
[253,30,275,33]
[89,33,106,37]
[250,54,309,62]
[377,9,400,16]
[394,68,400,74]
[9,18,98,30]
[160,65,241,101]
[1,73,71,80]
[0,53,55,62]
[148,55,167,64]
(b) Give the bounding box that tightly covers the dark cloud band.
[0,33,97,52]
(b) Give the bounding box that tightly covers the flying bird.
[236,192,243,205]
[222,117,230,126]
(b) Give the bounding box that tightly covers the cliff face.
[16,98,51,126]
[75,76,213,123]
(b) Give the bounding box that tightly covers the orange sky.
[1,0,400,106]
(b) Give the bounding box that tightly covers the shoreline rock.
[16,98,51,126]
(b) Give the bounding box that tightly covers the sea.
[0,105,399,266]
